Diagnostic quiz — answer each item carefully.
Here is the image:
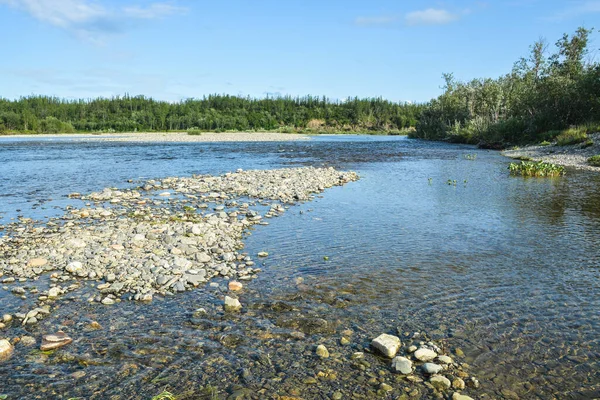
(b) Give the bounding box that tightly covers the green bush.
[556,128,588,146]
[539,141,551,146]
[588,155,600,167]
[187,127,203,135]
[39,116,75,134]
[581,139,594,148]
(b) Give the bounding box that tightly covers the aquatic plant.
[509,161,565,177]
[151,391,176,400]
[588,155,600,167]
[463,153,477,160]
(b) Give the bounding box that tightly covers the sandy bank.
[502,132,600,172]
[1,131,310,143]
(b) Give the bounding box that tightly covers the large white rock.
[391,356,413,374]
[414,347,437,361]
[371,334,401,358]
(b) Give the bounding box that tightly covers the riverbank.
[1,131,310,142]
[502,132,600,171]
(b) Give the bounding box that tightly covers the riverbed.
[0,135,599,399]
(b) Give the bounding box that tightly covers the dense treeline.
[411,27,600,147]
[0,94,423,134]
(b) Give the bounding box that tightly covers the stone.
[20,336,36,346]
[0,339,14,361]
[452,378,466,390]
[66,261,83,274]
[429,375,451,391]
[40,331,73,351]
[422,363,443,374]
[407,345,417,353]
[224,296,242,311]
[48,287,60,298]
[2,315,12,323]
[66,238,86,248]
[101,297,115,305]
[197,252,212,263]
[414,347,437,361]
[28,258,48,267]
[257,252,269,257]
[437,355,453,364]
[380,383,393,392]
[316,344,329,358]
[371,334,401,358]
[452,394,474,400]
[391,356,413,374]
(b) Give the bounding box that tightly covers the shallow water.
[1,135,599,399]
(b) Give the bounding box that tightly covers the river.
[0,135,599,399]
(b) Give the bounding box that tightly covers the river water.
[0,135,599,399]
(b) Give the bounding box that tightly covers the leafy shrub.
[509,161,565,177]
[588,155,600,167]
[581,139,594,148]
[187,127,203,135]
[539,141,551,146]
[39,116,75,134]
[556,128,588,146]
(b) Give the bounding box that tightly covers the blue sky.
[0,0,598,103]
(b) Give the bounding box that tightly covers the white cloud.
[0,0,188,43]
[405,8,459,26]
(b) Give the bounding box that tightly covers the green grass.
[555,128,588,146]
[588,155,600,167]
[539,140,551,146]
[509,161,565,177]
[581,139,594,148]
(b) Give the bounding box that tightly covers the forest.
[0,94,423,135]
[411,27,600,148]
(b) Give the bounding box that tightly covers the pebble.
[27,258,48,267]
[316,344,329,358]
[371,333,401,358]
[414,347,437,362]
[224,296,242,311]
[437,355,453,364]
[257,252,269,257]
[228,281,243,291]
[452,378,466,390]
[20,336,36,346]
[391,356,413,374]
[429,375,451,390]
[422,363,443,374]
[101,297,115,305]
[0,339,14,360]
[40,331,73,351]
[452,394,474,400]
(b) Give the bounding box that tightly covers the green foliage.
[581,139,594,148]
[555,128,588,146]
[413,27,600,147]
[0,94,423,134]
[463,153,477,160]
[539,140,551,146]
[509,161,565,177]
[187,127,203,135]
[588,155,600,166]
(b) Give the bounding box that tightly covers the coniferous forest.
[1,27,598,147]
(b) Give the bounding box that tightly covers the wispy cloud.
[0,0,188,43]
[354,15,399,26]
[544,0,600,21]
[405,8,460,26]
[355,7,463,28]
[123,3,187,19]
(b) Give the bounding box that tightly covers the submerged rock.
[430,375,451,390]
[224,296,242,312]
[316,344,329,358]
[40,331,73,351]
[414,347,437,362]
[0,339,14,361]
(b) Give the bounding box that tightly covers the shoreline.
[0,131,311,143]
[502,132,600,172]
